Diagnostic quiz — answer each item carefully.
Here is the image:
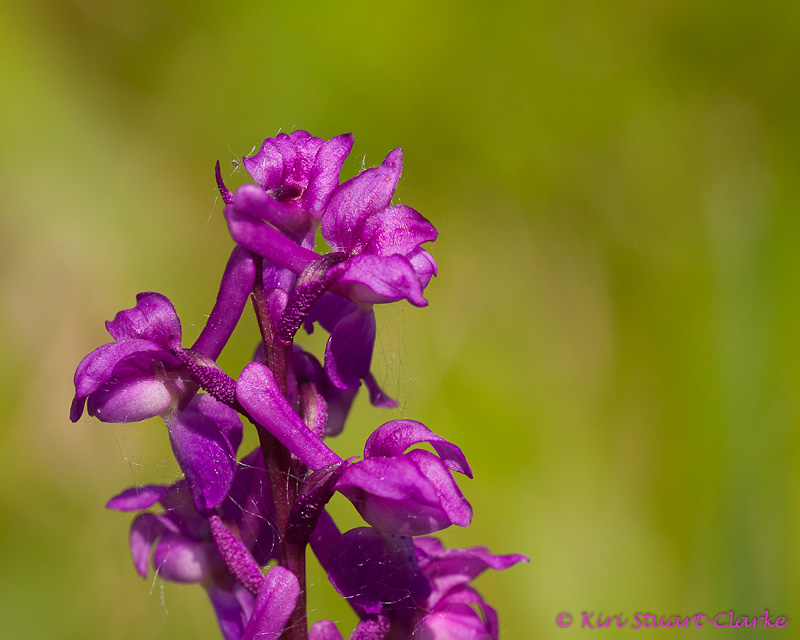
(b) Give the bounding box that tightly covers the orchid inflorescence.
[71,130,527,640]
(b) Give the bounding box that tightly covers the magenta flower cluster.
[72,131,527,639]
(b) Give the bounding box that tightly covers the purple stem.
[248,265,309,640]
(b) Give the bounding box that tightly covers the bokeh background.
[2,1,800,638]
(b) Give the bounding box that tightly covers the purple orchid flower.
[312,147,438,394]
[164,393,243,512]
[226,142,438,308]
[336,418,472,537]
[222,130,354,249]
[309,513,430,621]
[320,147,437,308]
[325,527,431,619]
[308,512,526,640]
[71,244,254,422]
[388,537,529,640]
[70,292,188,423]
[244,131,353,219]
[107,449,289,640]
[225,136,437,396]
[236,362,472,536]
[71,287,251,513]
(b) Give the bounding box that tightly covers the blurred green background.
[2,1,800,637]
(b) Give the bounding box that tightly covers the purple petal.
[324,386,358,437]
[363,373,397,409]
[232,184,310,236]
[219,449,279,567]
[107,484,168,511]
[105,292,182,348]
[327,527,430,617]
[303,133,354,216]
[419,587,498,640]
[330,253,427,307]
[195,388,243,451]
[158,482,213,538]
[309,620,344,640]
[152,531,212,583]
[268,133,300,188]
[309,509,341,571]
[413,538,528,608]
[165,395,242,512]
[129,513,165,578]
[207,584,252,640]
[193,246,256,360]
[360,205,437,257]
[322,147,403,252]
[244,130,343,203]
[241,565,300,640]
[225,204,317,274]
[87,376,174,423]
[337,457,452,536]
[406,449,472,528]
[243,138,286,190]
[71,340,169,421]
[325,307,376,389]
[263,260,297,296]
[410,536,443,557]
[426,543,529,574]
[406,247,438,289]
[284,130,325,189]
[305,292,357,334]
[236,363,342,470]
[364,420,472,478]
